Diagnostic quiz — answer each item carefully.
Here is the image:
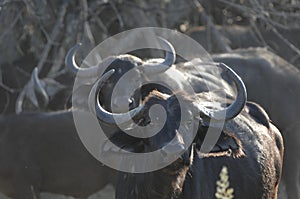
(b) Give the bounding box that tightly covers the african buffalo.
[66,38,283,198]
[211,48,300,198]
[0,110,116,199]
[88,66,283,199]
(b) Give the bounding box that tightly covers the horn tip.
[73,43,82,50]
[107,69,115,76]
[33,67,38,74]
[70,43,82,51]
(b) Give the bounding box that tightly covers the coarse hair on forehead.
[142,89,198,103]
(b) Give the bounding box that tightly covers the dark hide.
[212,48,300,198]
[114,91,283,199]
[0,111,116,199]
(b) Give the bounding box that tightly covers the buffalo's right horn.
[66,37,176,77]
[197,63,247,121]
[141,37,176,74]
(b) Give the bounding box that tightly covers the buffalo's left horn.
[199,63,247,121]
[88,69,144,126]
[65,43,100,77]
[32,67,49,106]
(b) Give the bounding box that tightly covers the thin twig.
[22,0,48,19]
[0,0,22,6]
[36,1,68,72]
[49,67,68,79]
[0,82,19,93]
[92,14,109,34]
[193,0,232,53]
[267,22,300,58]
[218,0,300,57]
[122,1,190,12]
[48,46,67,78]
[15,66,31,77]
[249,20,268,47]
[0,10,23,41]
[109,0,125,29]
[81,0,95,45]
[248,0,290,29]
[248,0,300,56]
[290,54,300,65]
[0,69,19,93]
[0,91,10,115]
[219,0,300,28]
[22,0,36,15]
[217,0,253,15]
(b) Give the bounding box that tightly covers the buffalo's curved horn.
[141,37,176,74]
[32,68,49,107]
[88,69,144,126]
[65,43,100,77]
[200,63,247,121]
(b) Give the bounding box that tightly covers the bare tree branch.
[267,22,300,59]
[48,46,67,78]
[0,0,22,7]
[218,0,300,61]
[193,0,232,53]
[81,0,95,46]
[0,69,19,93]
[0,91,10,115]
[0,9,23,41]
[109,0,125,30]
[36,1,69,72]
[249,20,268,47]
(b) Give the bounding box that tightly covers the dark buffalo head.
[65,38,176,112]
[88,60,247,126]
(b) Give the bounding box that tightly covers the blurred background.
[0,0,299,198]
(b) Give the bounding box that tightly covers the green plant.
[215,166,234,199]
